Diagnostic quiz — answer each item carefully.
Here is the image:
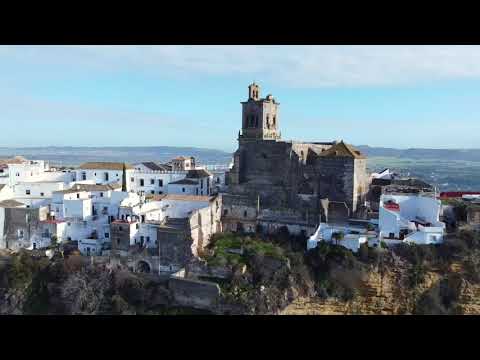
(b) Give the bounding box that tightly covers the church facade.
[225,83,369,227]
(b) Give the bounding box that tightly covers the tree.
[121,162,127,192]
[333,231,344,245]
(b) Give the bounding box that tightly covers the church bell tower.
[239,82,280,143]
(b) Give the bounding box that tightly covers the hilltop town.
[1,83,480,315]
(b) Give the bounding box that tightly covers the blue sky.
[0,45,479,152]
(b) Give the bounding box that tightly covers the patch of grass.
[205,233,286,267]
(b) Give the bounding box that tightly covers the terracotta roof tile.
[318,141,366,159]
[78,162,133,170]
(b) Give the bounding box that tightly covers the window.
[141,215,145,223]
[136,223,139,229]
[182,188,185,193]
[117,238,120,245]
[196,189,199,195]
[140,236,144,244]
[16,173,19,177]
[151,190,155,194]
[146,236,150,243]
[104,172,109,181]
[150,179,155,185]
[224,209,228,216]
[131,177,134,182]
[76,193,80,199]
[81,172,86,181]
[40,192,44,197]
[105,233,109,238]
[118,226,123,231]
[158,191,163,195]
[201,179,204,189]
[26,190,31,195]
[244,210,248,218]
[158,179,163,187]
[100,192,103,197]
[140,179,144,187]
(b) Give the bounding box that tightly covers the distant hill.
[356,145,480,162]
[0,146,233,167]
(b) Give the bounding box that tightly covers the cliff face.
[282,256,480,315]
[2,231,480,315]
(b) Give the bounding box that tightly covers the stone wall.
[110,222,131,252]
[188,197,222,256]
[157,220,191,271]
[2,207,48,250]
[221,194,258,233]
[168,276,221,311]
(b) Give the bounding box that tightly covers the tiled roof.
[186,169,212,179]
[54,182,121,194]
[0,199,25,208]
[78,162,133,170]
[0,156,28,166]
[318,141,366,159]
[140,162,170,171]
[169,178,199,185]
[148,194,213,202]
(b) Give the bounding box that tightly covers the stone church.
[225,83,369,226]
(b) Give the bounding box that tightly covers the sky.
[0,45,479,152]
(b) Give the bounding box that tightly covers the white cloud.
[3,45,480,87]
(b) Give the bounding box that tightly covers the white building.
[371,168,397,180]
[131,169,186,196]
[379,193,445,245]
[151,194,213,218]
[0,184,14,202]
[167,169,213,196]
[50,183,130,248]
[307,222,377,253]
[76,162,134,191]
[170,156,195,171]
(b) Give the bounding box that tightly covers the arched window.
[273,116,276,126]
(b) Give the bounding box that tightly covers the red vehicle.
[384,202,400,211]
[439,191,480,199]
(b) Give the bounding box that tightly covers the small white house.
[307,222,376,253]
[167,178,200,195]
[379,193,445,245]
